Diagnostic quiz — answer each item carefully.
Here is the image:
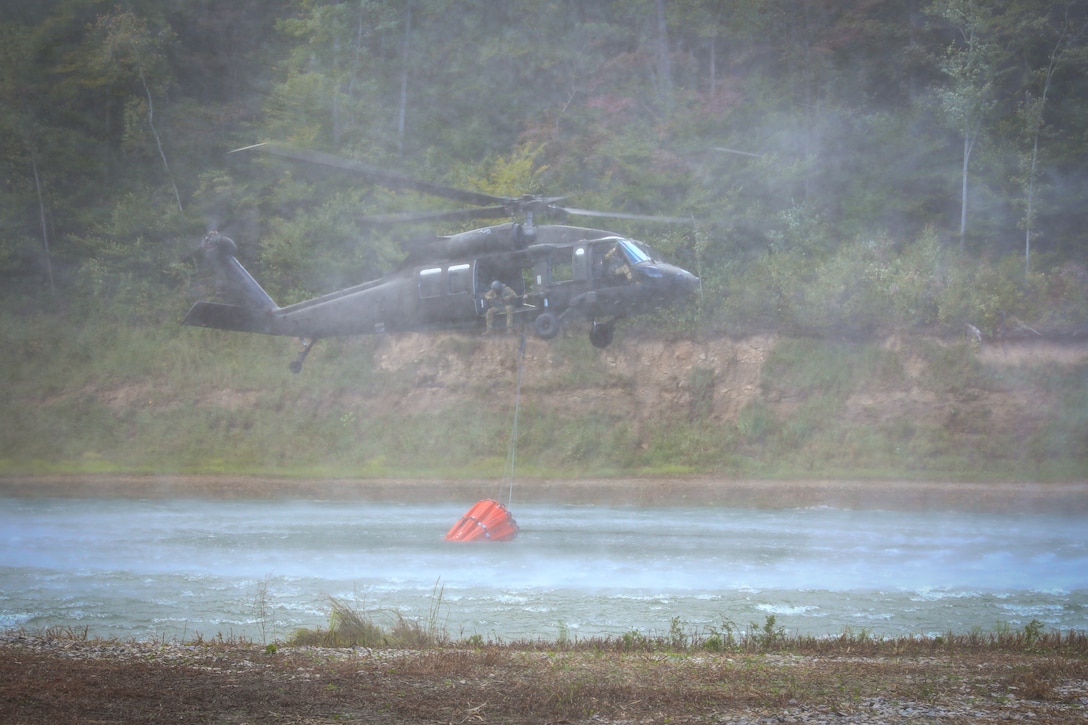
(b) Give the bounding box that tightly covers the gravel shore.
[3,630,1087,723]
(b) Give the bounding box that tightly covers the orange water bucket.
[444,499,518,542]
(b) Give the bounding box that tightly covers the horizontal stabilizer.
[183,302,273,334]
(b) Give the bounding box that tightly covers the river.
[2,496,1086,642]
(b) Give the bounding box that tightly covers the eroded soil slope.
[366,331,1087,443]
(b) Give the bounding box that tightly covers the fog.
[2,497,1086,642]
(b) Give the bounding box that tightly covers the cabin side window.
[418,267,443,298]
[550,250,573,283]
[572,247,589,281]
[448,264,472,294]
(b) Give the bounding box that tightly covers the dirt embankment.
[14,333,1084,510]
[369,332,772,422]
[364,331,1088,446]
[3,475,1086,515]
[87,331,1087,444]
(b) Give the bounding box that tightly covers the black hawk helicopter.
[183,144,701,373]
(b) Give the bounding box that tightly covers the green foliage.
[3,283,1085,481]
[715,220,1087,339]
[536,335,629,390]
[620,629,651,652]
[1016,363,1088,476]
[290,596,388,648]
[761,339,903,401]
[289,586,448,649]
[3,0,1088,340]
[687,366,716,420]
[749,615,788,650]
[737,402,776,445]
[70,191,198,321]
[455,142,548,198]
[518,407,640,474]
[259,188,399,299]
[936,255,1033,336]
[914,338,986,396]
[278,613,1088,656]
[4,1,1088,482]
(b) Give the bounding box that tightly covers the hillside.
[225,327,1088,480]
[4,313,1086,480]
[374,330,1087,426]
[369,331,771,423]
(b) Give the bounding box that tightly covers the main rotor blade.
[230,143,697,226]
[358,206,510,225]
[234,142,508,208]
[560,207,694,224]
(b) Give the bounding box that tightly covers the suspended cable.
[501,332,527,507]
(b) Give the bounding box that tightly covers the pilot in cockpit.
[603,242,632,283]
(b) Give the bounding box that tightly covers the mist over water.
[2,496,1086,641]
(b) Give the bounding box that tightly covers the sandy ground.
[1,474,1086,513]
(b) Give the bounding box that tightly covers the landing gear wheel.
[290,337,318,374]
[533,312,560,340]
[589,321,614,348]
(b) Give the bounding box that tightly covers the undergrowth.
[23,608,1087,658]
[289,584,450,648]
[274,593,1088,656]
[1,295,1086,480]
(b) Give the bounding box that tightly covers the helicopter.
[183,144,701,373]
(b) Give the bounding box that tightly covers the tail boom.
[183,232,280,334]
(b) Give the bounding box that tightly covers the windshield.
[617,238,654,264]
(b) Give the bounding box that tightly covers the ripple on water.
[2,499,1086,640]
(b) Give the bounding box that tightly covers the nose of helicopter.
[646,264,700,306]
[672,267,701,298]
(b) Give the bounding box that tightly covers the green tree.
[1003,3,1088,276]
[0,23,55,291]
[271,0,398,151]
[928,0,999,250]
[87,9,182,211]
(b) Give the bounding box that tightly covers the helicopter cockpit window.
[617,238,652,265]
[598,238,639,285]
[447,264,472,294]
[418,267,443,298]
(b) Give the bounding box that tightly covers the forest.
[3,0,1087,337]
[2,1,1087,478]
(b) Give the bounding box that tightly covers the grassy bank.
[2,302,1086,481]
[284,593,1088,658]
[5,621,1087,724]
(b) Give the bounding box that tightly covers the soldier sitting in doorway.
[483,280,518,334]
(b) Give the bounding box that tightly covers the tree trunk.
[397,2,412,157]
[30,149,54,294]
[139,65,182,213]
[960,130,971,252]
[655,0,672,105]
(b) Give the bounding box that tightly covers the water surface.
[2,497,1085,641]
